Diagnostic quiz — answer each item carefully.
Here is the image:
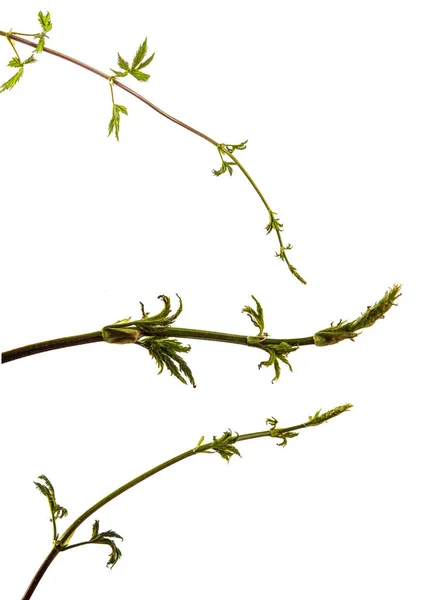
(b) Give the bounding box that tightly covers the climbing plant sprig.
[1,285,401,384]
[22,403,352,599]
[0,11,51,94]
[0,13,304,282]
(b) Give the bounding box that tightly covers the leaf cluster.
[313,284,402,346]
[244,296,297,382]
[110,38,155,82]
[34,475,68,535]
[107,102,128,141]
[266,417,300,447]
[305,404,353,426]
[33,11,52,53]
[89,519,123,569]
[0,12,51,94]
[103,295,196,386]
[209,430,241,462]
[212,141,247,176]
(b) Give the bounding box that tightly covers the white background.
[1,1,420,598]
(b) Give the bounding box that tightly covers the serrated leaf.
[7,57,22,68]
[0,68,24,94]
[35,37,46,53]
[108,103,128,141]
[139,337,196,387]
[131,38,148,70]
[23,55,37,65]
[115,104,128,115]
[225,140,248,153]
[38,11,53,33]
[242,295,265,336]
[130,70,150,82]
[210,430,241,462]
[90,520,123,568]
[137,53,155,70]
[212,159,235,177]
[110,69,128,78]
[91,519,100,538]
[34,475,68,521]
[117,53,129,71]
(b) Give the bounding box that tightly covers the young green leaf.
[34,475,68,523]
[212,159,235,177]
[108,103,128,141]
[131,38,148,70]
[38,11,53,33]
[0,68,24,93]
[117,53,130,71]
[130,70,150,82]
[136,53,155,71]
[23,55,37,65]
[270,430,300,447]
[7,56,22,68]
[138,337,196,387]
[242,295,266,337]
[314,284,402,346]
[209,430,241,462]
[306,404,353,426]
[89,520,123,569]
[225,140,248,153]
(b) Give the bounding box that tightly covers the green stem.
[22,405,351,599]
[222,146,306,284]
[6,30,20,60]
[109,78,115,104]
[1,326,314,364]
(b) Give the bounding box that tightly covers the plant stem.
[222,147,306,284]
[0,31,218,145]
[21,547,60,600]
[1,332,104,362]
[0,29,304,280]
[1,326,314,364]
[22,405,351,599]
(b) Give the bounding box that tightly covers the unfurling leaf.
[90,520,123,569]
[269,430,300,447]
[306,404,353,427]
[108,103,128,141]
[314,285,402,347]
[224,140,248,153]
[34,475,68,524]
[210,430,241,462]
[0,68,24,93]
[212,159,235,177]
[242,295,266,336]
[38,11,53,33]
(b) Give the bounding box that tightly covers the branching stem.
[0,31,218,145]
[0,29,304,279]
[21,404,351,599]
[1,327,314,364]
